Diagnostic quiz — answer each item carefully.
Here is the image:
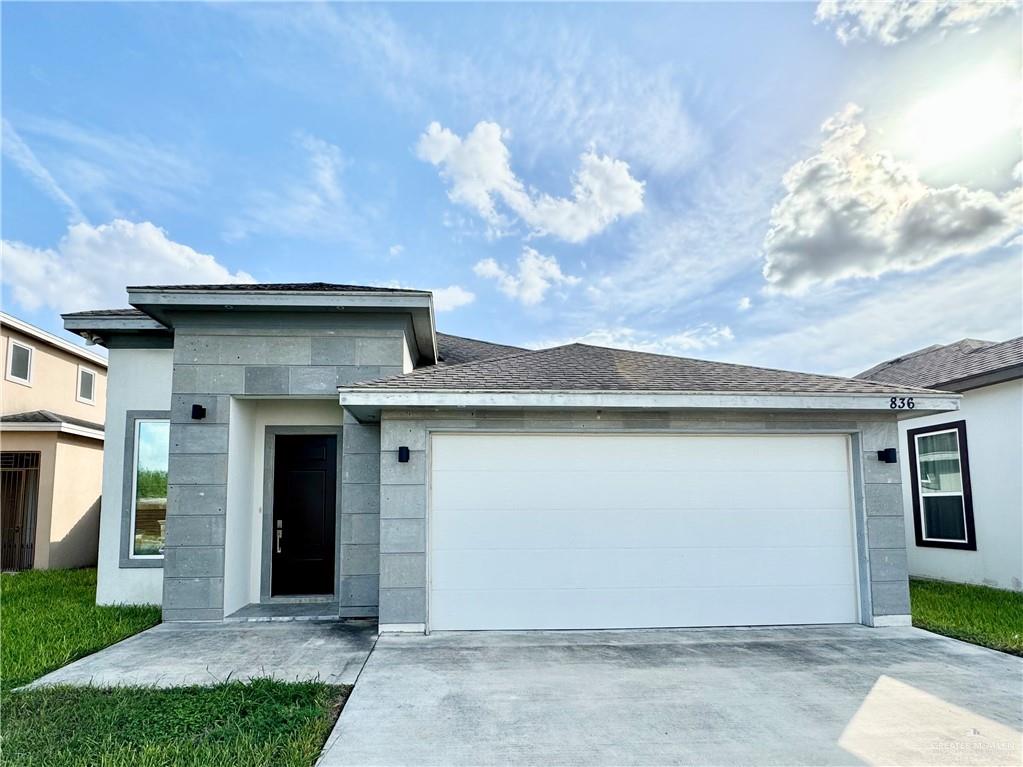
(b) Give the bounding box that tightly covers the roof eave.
[125,288,438,363]
[931,363,1023,393]
[337,388,961,422]
[2,312,108,367]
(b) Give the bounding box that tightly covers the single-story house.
[1,311,107,571]
[62,283,959,632]
[857,337,1022,592]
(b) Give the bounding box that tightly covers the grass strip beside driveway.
[910,577,1023,656]
[1,569,349,767]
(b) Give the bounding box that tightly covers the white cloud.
[2,119,84,223]
[531,324,735,357]
[762,104,1022,294]
[230,5,703,176]
[10,115,202,216]
[417,121,644,243]
[388,244,404,257]
[1,220,253,313]
[815,0,1018,45]
[431,285,475,312]
[728,254,1022,376]
[474,247,580,306]
[224,133,365,243]
[737,296,752,311]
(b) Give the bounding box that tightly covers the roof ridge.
[436,331,525,349]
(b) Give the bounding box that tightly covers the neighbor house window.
[77,366,97,404]
[130,419,170,558]
[907,420,975,550]
[5,339,33,385]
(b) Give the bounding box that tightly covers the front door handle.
[275,528,283,554]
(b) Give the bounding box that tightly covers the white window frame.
[128,417,169,560]
[914,427,968,544]
[76,365,97,405]
[5,338,34,386]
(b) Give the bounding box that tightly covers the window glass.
[79,369,95,402]
[133,420,170,556]
[916,429,967,542]
[917,431,962,492]
[9,343,31,381]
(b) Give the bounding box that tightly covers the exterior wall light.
[398,446,410,463]
[876,448,897,463]
[191,404,207,420]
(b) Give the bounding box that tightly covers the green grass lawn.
[1,569,349,767]
[910,577,1023,656]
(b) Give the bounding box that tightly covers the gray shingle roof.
[436,332,525,365]
[1,410,104,432]
[127,282,428,293]
[857,337,1023,391]
[346,343,940,395]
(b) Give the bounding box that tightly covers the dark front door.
[271,435,337,596]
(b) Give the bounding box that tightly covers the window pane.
[133,421,169,556]
[917,432,962,493]
[10,345,30,380]
[79,370,94,400]
[923,495,966,541]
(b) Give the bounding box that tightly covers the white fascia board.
[1,422,105,440]
[338,388,961,413]
[1,312,108,367]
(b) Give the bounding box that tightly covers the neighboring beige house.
[1,312,107,571]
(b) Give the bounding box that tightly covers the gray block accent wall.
[340,410,381,617]
[162,313,409,621]
[376,408,911,628]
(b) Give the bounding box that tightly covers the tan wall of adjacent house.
[1,325,107,420]
[50,434,103,568]
[0,430,102,570]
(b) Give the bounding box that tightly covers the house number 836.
[889,397,915,409]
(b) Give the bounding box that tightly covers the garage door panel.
[433,470,850,511]
[430,584,860,631]
[432,546,857,591]
[429,433,859,630]
[432,433,850,474]
[431,507,853,551]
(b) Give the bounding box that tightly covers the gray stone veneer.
[376,408,910,627]
[163,312,410,621]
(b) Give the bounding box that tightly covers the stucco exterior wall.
[897,379,1023,591]
[96,347,173,605]
[375,408,911,629]
[164,312,403,620]
[1,325,107,421]
[48,434,103,568]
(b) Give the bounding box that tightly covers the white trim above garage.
[340,388,960,421]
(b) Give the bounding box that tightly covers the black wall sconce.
[191,404,207,420]
[876,448,897,463]
[397,446,410,463]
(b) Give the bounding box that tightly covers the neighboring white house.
[858,337,1023,592]
[63,282,960,632]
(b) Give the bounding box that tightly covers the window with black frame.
[907,420,975,550]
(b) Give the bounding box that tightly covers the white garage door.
[429,433,859,630]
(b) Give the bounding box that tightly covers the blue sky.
[3,1,1021,375]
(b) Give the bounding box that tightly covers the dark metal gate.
[1,452,40,571]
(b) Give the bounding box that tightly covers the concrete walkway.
[318,625,1022,767]
[26,620,376,688]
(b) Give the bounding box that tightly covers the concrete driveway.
[318,625,1022,766]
